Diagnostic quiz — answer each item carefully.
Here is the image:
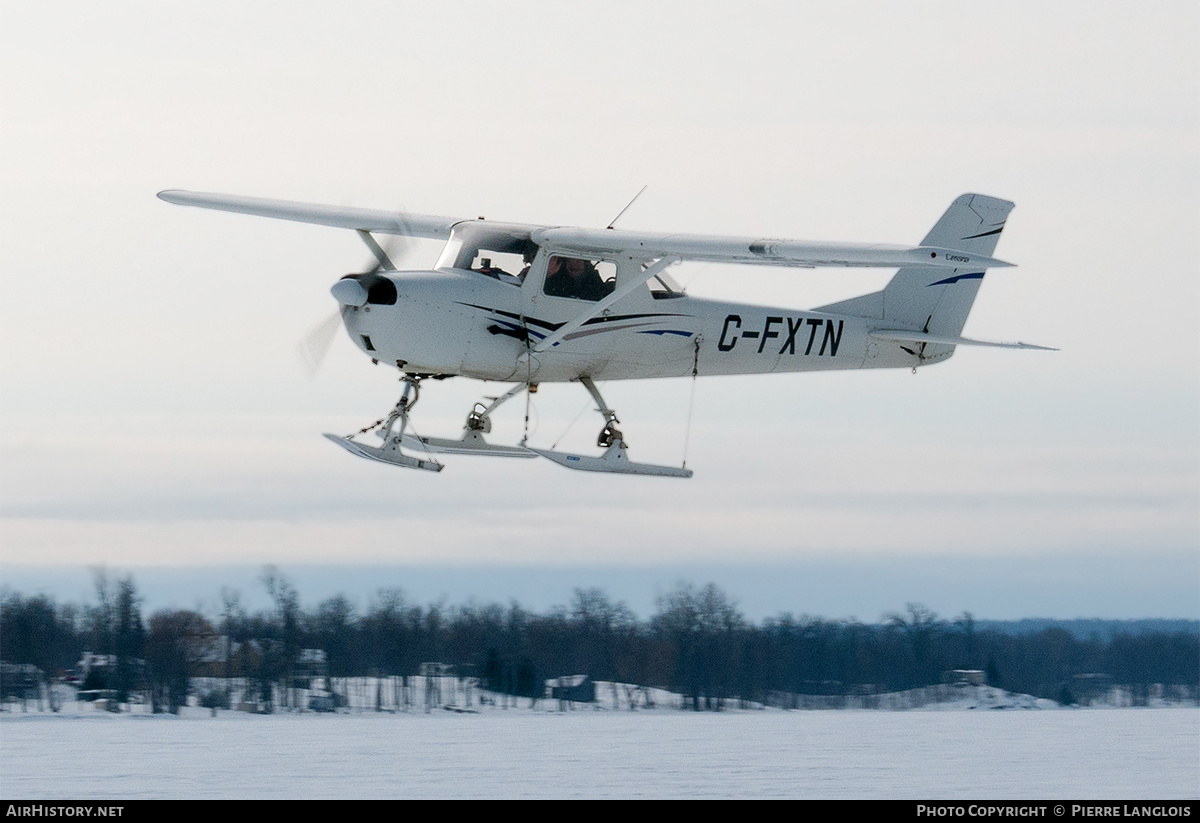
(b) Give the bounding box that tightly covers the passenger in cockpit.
[518,241,539,281]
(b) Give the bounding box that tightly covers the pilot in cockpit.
[518,241,539,281]
[544,255,608,301]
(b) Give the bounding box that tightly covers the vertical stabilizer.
[817,194,1014,340]
[920,193,1012,258]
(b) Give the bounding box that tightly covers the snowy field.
[1,704,1197,799]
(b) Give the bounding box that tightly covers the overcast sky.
[1,1,1196,620]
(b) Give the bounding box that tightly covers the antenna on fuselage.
[606,185,648,230]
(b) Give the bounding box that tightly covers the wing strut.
[356,230,396,271]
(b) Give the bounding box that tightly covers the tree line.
[1,570,1196,712]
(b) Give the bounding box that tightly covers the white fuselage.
[340,262,930,384]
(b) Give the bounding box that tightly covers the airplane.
[158,189,1053,478]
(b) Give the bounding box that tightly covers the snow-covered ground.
[1,696,1197,799]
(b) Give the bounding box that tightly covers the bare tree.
[261,566,301,711]
[145,610,214,713]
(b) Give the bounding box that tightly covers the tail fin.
[817,194,1014,338]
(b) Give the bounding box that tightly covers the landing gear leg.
[465,382,527,435]
[360,382,537,459]
[380,375,422,444]
[579,376,624,449]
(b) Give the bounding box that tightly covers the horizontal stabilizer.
[323,434,443,471]
[530,443,692,478]
[399,431,537,458]
[869,330,1057,351]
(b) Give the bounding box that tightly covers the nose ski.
[324,376,444,472]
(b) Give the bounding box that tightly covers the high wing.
[531,226,1013,270]
[158,190,1013,270]
[157,190,460,239]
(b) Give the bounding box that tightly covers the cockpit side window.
[542,256,617,302]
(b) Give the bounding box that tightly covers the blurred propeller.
[297,223,413,377]
[297,310,343,377]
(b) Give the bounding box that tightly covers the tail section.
[817,194,1014,343]
[921,193,1012,258]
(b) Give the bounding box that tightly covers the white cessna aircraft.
[159,190,1052,477]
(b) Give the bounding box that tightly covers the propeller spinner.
[297,231,410,376]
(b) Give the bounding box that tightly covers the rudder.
[817,194,1014,339]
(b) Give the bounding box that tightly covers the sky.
[1,1,1196,621]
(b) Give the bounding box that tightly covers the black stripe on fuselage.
[456,302,690,331]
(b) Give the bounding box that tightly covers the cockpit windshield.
[435,222,537,285]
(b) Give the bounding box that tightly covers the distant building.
[944,669,986,686]
[295,648,328,689]
[547,675,594,703]
[75,652,146,697]
[1071,673,1113,705]
[0,663,44,703]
